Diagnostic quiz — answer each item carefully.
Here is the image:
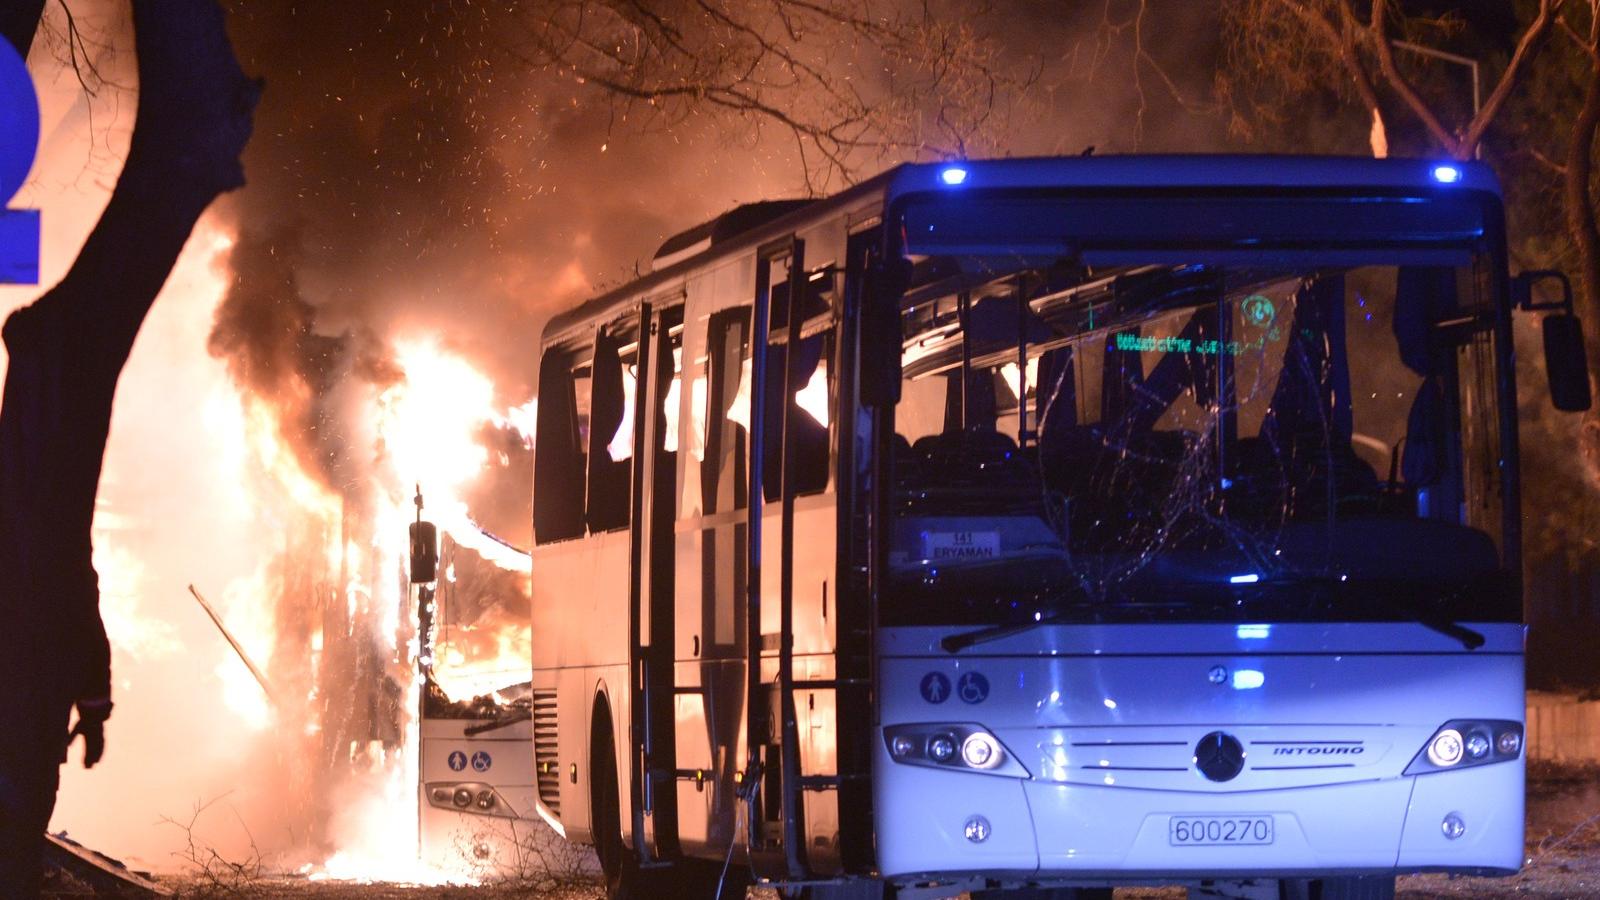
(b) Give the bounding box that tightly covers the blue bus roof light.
[940,166,969,186]
[1432,164,1463,184]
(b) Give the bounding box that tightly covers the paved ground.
[120,764,1600,899]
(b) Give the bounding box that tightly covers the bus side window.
[533,345,591,543]
[662,321,683,457]
[763,274,834,501]
[587,323,638,533]
[703,307,752,514]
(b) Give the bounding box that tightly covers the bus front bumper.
[873,750,1524,883]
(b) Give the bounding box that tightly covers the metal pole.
[188,584,277,706]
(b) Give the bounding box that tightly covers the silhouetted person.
[0,304,115,897]
[0,579,112,895]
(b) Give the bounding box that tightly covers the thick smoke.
[17,0,1231,872]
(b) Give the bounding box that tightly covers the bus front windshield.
[885,207,1512,629]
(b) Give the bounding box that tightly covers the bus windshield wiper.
[1404,606,1486,650]
[1266,574,1488,651]
[941,607,1095,653]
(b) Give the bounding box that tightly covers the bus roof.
[885,154,1500,198]
[542,154,1498,345]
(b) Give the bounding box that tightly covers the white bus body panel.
[874,622,1524,880]
[418,718,541,874]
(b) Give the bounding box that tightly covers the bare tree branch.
[54,0,103,97]
[1366,0,1461,154]
[1460,0,1563,157]
[1219,0,1386,150]
[1527,143,1570,175]
[493,0,1023,191]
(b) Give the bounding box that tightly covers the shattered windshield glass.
[885,200,1511,627]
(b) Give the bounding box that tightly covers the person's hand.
[68,698,112,768]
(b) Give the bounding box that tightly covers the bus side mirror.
[1513,270,1592,412]
[860,258,911,409]
[1544,313,1592,412]
[410,519,439,583]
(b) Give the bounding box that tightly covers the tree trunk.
[0,1,257,892]
[1563,26,1600,490]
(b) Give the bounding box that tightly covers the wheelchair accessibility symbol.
[957,672,990,704]
[447,750,467,772]
[471,751,493,772]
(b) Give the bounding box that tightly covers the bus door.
[628,301,685,863]
[674,292,753,856]
[746,239,846,879]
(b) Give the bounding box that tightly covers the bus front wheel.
[589,701,640,900]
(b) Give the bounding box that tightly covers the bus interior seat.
[899,427,1039,513]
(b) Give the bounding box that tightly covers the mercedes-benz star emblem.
[1207,665,1228,685]
[1193,731,1246,782]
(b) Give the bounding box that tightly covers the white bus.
[526,156,1590,900]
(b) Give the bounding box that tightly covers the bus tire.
[590,699,644,900]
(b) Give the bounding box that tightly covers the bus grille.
[532,689,560,816]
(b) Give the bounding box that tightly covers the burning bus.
[408,496,555,876]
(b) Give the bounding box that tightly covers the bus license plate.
[1169,815,1274,846]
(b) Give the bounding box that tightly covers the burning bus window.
[419,531,534,722]
[587,323,639,533]
[533,344,590,544]
[606,366,637,463]
[688,374,708,463]
[664,344,682,454]
[702,307,752,514]
[762,273,835,501]
[796,359,829,427]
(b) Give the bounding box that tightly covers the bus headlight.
[1427,729,1464,767]
[882,724,1029,778]
[425,782,516,818]
[1495,730,1521,756]
[1406,719,1522,775]
[961,732,1002,769]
